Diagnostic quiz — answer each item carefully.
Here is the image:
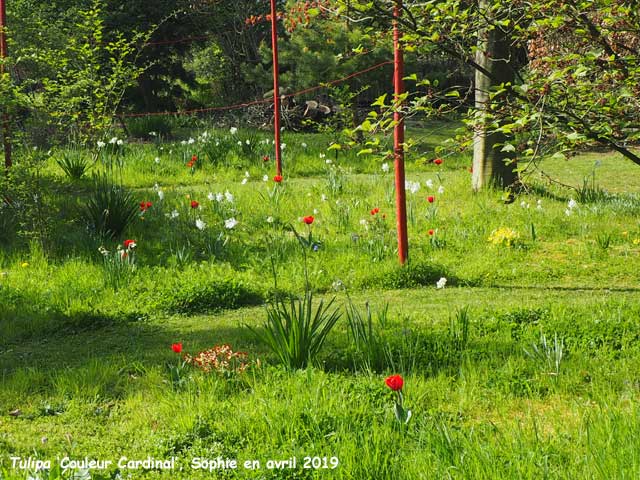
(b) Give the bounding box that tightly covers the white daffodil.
[405,180,421,194]
[224,218,238,229]
[436,277,447,289]
[195,219,206,230]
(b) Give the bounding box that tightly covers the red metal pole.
[0,0,11,169]
[269,0,283,176]
[393,0,408,264]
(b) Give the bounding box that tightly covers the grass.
[1,122,640,479]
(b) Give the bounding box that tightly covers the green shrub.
[0,201,16,243]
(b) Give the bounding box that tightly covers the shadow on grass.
[0,313,261,377]
[489,284,640,293]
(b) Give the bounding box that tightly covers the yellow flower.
[622,231,628,237]
[488,227,520,247]
[21,262,29,268]
[633,238,640,245]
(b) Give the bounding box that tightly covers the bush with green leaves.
[0,149,56,247]
[82,174,138,239]
[13,1,149,141]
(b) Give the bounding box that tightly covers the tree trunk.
[472,0,518,191]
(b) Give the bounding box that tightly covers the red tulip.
[370,207,380,215]
[273,175,283,183]
[140,201,152,212]
[385,374,403,391]
[427,196,435,203]
[428,229,434,236]
[302,215,314,225]
[433,158,443,165]
[123,239,136,249]
[190,200,199,209]
[263,155,270,162]
[191,154,198,162]
[171,343,183,354]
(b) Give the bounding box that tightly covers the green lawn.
[1,126,640,479]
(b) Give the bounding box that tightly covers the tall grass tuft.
[346,299,391,373]
[524,332,564,376]
[82,174,138,239]
[249,290,342,370]
[56,148,92,179]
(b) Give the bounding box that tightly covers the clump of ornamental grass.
[82,174,138,239]
[56,147,92,179]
